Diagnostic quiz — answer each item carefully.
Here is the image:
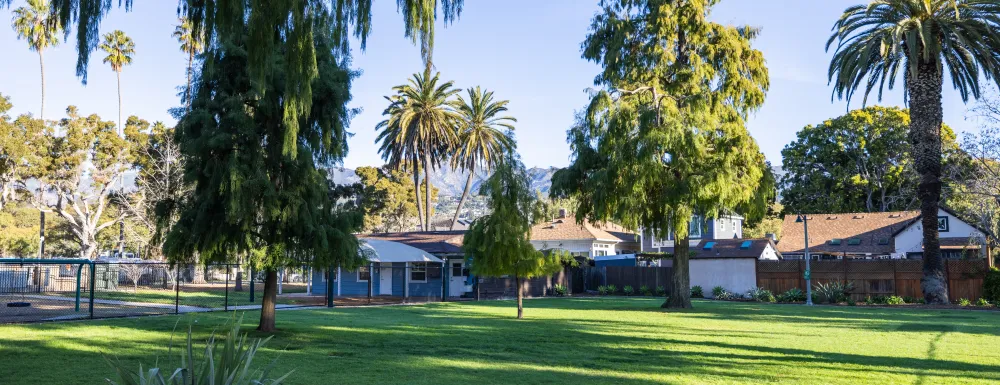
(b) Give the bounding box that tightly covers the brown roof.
[939,237,981,250]
[530,218,626,242]
[360,231,465,254]
[777,211,919,255]
[692,239,778,259]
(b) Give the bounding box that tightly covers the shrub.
[776,288,806,303]
[746,287,776,303]
[813,281,855,304]
[958,298,971,306]
[639,285,652,296]
[711,286,726,298]
[715,290,738,301]
[902,296,917,304]
[606,285,618,295]
[976,298,991,307]
[597,285,609,296]
[984,267,1000,304]
[655,286,667,296]
[847,298,857,306]
[623,285,634,296]
[691,286,704,298]
[885,296,905,305]
[105,316,291,385]
[553,284,568,297]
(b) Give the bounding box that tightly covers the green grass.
[51,283,313,308]
[1,298,999,384]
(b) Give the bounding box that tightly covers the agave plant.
[105,315,292,385]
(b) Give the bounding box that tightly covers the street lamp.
[795,214,814,306]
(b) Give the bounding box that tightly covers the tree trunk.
[235,269,244,292]
[192,266,206,284]
[413,156,424,230]
[451,171,474,230]
[424,149,433,231]
[664,231,692,309]
[908,58,948,304]
[39,50,45,120]
[515,274,523,319]
[186,49,194,111]
[258,269,278,332]
[116,70,125,256]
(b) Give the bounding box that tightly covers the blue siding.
[705,218,716,240]
[309,262,442,297]
[310,265,375,296]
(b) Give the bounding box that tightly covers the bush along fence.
[757,259,991,303]
[0,259,319,324]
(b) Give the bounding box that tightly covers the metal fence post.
[441,262,448,302]
[225,265,230,311]
[88,262,96,319]
[327,267,334,308]
[175,265,180,314]
[74,263,82,312]
[249,266,255,303]
[367,263,373,305]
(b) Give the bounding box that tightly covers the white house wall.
[689,259,757,298]
[894,209,984,257]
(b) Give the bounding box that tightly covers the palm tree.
[828,0,1000,304]
[99,30,135,135]
[376,72,461,231]
[11,0,61,120]
[397,0,464,78]
[173,17,203,111]
[99,29,134,255]
[449,87,516,230]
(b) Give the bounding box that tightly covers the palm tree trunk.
[450,171,475,230]
[909,60,948,304]
[424,149,433,232]
[664,228,692,309]
[39,50,45,120]
[117,70,125,256]
[186,49,194,111]
[412,156,424,230]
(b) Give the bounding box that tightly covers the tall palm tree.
[397,0,464,78]
[376,72,461,231]
[172,17,205,110]
[828,0,1000,304]
[99,29,134,255]
[450,87,516,230]
[99,30,135,135]
[11,0,61,120]
[173,17,203,111]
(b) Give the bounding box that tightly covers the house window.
[938,216,950,232]
[320,269,338,282]
[720,219,726,231]
[358,266,371,282]
[411,263,427,282]
[595,250,608,257]
[689,216,703,239]
[451,262,464,277]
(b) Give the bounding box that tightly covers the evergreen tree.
[551,0,771,309]
[164,11,365,332]
[463,152,568,319]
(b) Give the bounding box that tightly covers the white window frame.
[720,219,726,231]
[451,262,464,277]
[689,216,703,239]
[410,262,427,283]
[357,265,371,282]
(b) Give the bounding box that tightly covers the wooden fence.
[757,259,990,302]
[603,266,674,292]
[477,269,573,299]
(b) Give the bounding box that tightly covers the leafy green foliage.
[747,287,775,303]
[552,0,771,309]
[976,298,992,307]
[104,316,292,384]
[958,298,972,306]
[655,286,666,297]
[780,106,964,213]
[10,0,61,54]
[623,285,634,296]
[354,166,422,233]
[711,286,726,298]
[552,284,568,297]
[885,296,905,305]
[813,281,855,304]
[0,94,44,212]
[983,268,1000,304]
[776,288,806,303]
[597,285,610,296]
[690,286,704,298]
[639,285,652,296]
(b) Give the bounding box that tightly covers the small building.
[777,208,989,260]
[310,239,445,298]
[689,239,780,297]
[530,212,637,258]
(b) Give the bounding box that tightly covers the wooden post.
[945,260,953,303]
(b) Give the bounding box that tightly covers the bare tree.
[121,119,186,260]
[119,263,143,292]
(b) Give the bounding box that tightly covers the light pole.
[796,214,813,306]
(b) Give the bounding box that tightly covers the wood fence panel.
[604,266,673,292]
[757,259,987,301]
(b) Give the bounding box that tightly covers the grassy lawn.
[49,283,314,309]
[1,298,998,384]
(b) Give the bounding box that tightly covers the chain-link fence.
[0,260,326,324]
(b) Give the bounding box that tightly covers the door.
[379,265,393,295]
[448,261,467,297]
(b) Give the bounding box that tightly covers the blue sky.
[0,0,986,169]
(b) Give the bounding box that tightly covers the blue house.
[311,239,446,299]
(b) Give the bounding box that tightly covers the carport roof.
[361,239,444,263]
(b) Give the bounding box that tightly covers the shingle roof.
[359,231,465,254]
[777,211,919,254]
[692,239,777,259]
[530,218,626,242]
